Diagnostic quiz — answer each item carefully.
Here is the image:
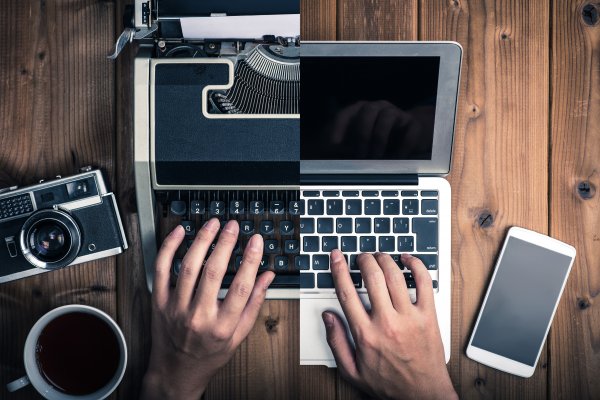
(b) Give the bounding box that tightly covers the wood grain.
[421,0,550,398]
[302,0,337,41]
[337,0,418,40]
[0,0,116,399]
[549,1,600,398]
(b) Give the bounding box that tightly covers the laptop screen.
[301,56,440,161]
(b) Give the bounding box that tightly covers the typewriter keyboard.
[157,190,301,289]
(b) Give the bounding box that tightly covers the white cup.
[6,304,127,400]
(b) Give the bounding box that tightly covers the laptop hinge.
[301,174,419,186]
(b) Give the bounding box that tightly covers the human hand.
[323,251,457,400]
[140,218,275,400]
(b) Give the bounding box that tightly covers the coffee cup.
[6,304,127,400]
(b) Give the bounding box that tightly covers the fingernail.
[248,234,263,251]
[330,250,343,263]
[203,218,220,232]
[401,253,413,260]
[322,312,334,328]
[264,272,275,290]
[170,225,184,237]
[223,220,238,233]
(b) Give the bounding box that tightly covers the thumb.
[322,311,360,383]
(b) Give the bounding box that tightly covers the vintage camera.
[0,167,128,283]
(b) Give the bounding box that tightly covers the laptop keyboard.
[156,190,301,289]
[299,189,440,291]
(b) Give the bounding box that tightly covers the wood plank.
[206,301,300,399]
[112,1,153,399]
[302,0,337,40]
[0,0,116,398]
[549,1,600,398]
[337,0,417,40]
[420,0,550,398]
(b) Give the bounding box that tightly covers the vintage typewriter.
[114,0,300,297]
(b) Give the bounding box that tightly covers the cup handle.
[6,375,30,392]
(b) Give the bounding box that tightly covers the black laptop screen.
[301,56,440,161]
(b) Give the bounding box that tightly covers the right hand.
[323,251,457,400]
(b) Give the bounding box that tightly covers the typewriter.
[117,0,300,297]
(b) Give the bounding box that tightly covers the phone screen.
[471,236,572,366]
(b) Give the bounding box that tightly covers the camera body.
[0,168,128,283]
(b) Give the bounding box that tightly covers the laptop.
[299,41,462,366]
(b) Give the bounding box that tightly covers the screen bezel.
[466,227,576,377]
[300,41,462,176]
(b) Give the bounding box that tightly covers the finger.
[195,220,239,308]
[173,218,220,309]
[231,271,275,344]
[153,225,185,309]
[402,254,435,310]
[358,253,394,314]
[219,234,264,326]
[330,250,370,330]
[373,252,410,311]
[323,311,360,384]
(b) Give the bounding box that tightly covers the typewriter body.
[131,0,300,297]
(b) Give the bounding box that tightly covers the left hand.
[140,219,275,399]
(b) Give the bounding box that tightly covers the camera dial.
[20,209,82,269]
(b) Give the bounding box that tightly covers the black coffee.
[36,312,121,395]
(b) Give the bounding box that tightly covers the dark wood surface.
[1,1,599,399]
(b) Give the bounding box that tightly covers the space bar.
[222,274,299,289]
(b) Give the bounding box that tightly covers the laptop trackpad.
[300,295,371,368]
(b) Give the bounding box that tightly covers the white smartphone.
[466,226,576,378]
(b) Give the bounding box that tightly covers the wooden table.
[1,1,598,399]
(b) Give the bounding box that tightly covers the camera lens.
[28,220,72,262]
[20,209,81,269]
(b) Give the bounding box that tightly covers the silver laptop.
[299,41,462,366]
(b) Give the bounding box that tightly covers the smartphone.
[466,226,576,377]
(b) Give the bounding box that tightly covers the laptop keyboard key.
[362,191,379,197]
[393,218,410,233]
[303,236,319,252]
[345,199,362,215]
[303,191,320,197]
[322,236,339,252]
[326,200,343,215]
[412,218,438,252]
[360,236,376,252]
[295,255,310,270]
[317,273,334,288]
[355,218,371,233]
[398,236,414,252]
[349,254,359,270]
[323,191,340,197]
[342,191,359,197]
[341,236,357,252]
[422,199,438,215]
[374,218,390,233]
[312,255,330,270]
[317,218,334,233]
[414,254,438,270]
[300,218,314,234]
[336,218,352,233]
[307,199,324,215]
[383,199,400,215]
[301,273,315,288]
[350,273,362,288]
[365,199,381,215]
[421,191,438,197]
[402,199,419,215]
[379,236,395,252]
